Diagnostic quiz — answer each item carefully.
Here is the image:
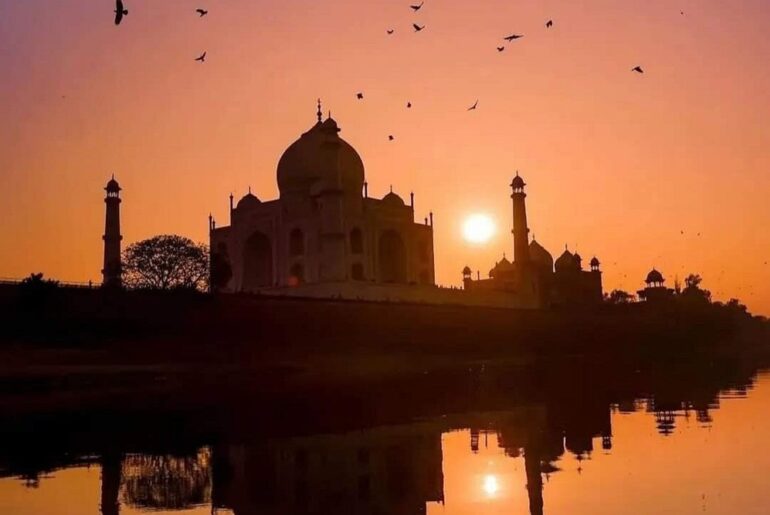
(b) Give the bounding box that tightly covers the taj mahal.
[208,101,435,293]
[103,101,603,309]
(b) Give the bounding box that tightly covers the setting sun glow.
[483,474,500,497]
[463,214,495,244]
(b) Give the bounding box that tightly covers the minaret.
[102,175,123,288]
[511,172,530,264]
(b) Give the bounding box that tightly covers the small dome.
[573,253,583,269]
[490,255,513,278]
[462,265,472,275]
[236,192,261,209]
[590,256,600,267]
[555,248,575,272]
[529,239,554,272]
[382,191,405,207]
[105,176,121,192]
[511,173,525,190]
[646,268,665,284]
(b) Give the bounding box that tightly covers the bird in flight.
[467,100,478,111]
[196,9,208,17]
[387,29,394,34]
[410,2,424,12]
[389,135,395,141]
[407,101,412,108]
[497,46,505,52]
[195,52,207,62]
[504,34,523,42]
[356,92,364,100]
[413,23,425,32]
[114,0,128,25]
[632,66,644,73]
[546,20,553,28]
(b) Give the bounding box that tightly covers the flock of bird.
[112,0,648,118]
[114,0,208,62]
[109,1,764,300]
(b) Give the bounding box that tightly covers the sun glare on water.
[463,214,495,244]
[483,474,499,496]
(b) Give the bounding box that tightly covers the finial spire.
[390,185,393,193]
[317,99,322,123]
[248,186,252,194]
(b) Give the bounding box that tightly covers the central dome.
[277,117,365,198]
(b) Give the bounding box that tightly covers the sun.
[463,214,495,244]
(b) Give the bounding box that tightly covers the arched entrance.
[242,231,272,291]
[378,230,407,284]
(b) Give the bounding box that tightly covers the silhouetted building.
[102,175,123,288]
[463,173,603,308]
[209,101,435,295]
[211,423,444,515]
[637,268,675,303]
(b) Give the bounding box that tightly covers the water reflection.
[0,357,767,514]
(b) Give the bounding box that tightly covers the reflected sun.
[463,214,495,244]
[483,474,499,496]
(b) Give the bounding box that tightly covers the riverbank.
[0,287,768,415]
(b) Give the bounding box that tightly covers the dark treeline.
[0,279,767,422]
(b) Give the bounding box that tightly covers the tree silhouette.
[684,274,702,290]
[605,289,634,304]
[18,273,60,311]
[122,235,209,291]
[682,273,711,303]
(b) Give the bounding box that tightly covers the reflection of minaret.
[100,453,122,515]
[523,445,543,515]
[470,428,479,453]
[510,172,530,264]
[102,176,123,287]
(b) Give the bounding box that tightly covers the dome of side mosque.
[529,238,554,272]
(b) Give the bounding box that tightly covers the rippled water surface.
[1,368,769,514]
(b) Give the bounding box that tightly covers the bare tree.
[122,235,209,291]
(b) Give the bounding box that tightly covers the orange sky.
[1,0,769,314]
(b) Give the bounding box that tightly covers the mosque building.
[208,101,436,294]
[462,173,604,307]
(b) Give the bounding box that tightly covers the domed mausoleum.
[209,102,435,292]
